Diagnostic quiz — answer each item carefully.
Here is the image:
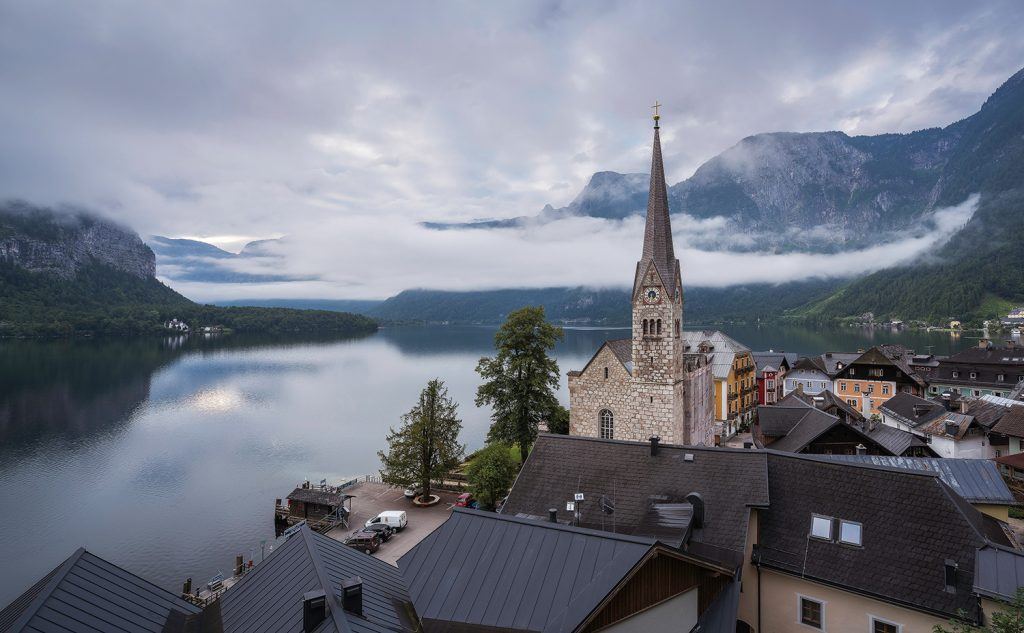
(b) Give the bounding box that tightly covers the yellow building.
[683,330,756,438]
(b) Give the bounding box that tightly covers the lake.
[0,323,986,604]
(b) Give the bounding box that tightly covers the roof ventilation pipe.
[649,436,660,456]
[548,508,558,523]
[303,590,328,633]
[341,577,363,616]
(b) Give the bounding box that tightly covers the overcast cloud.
[0,1,1021,299]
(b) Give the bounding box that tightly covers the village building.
[833,345,927,416]
[754,396,934,457]
[499,433,1024,633]
[399,508,738,633]
[568,114,714,446]
[929,339,1024,399]
[752,351,794,405]
[678,330,756,438]
[0,523,417,632]
[782,352,859,397]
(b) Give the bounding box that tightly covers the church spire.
[637,104,677,296]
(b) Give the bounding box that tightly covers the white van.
[365,510,408,532]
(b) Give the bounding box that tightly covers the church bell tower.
[632,104,684,385]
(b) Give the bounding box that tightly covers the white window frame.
[810,514,833,541]
[868,615,902,633]
[797,594,826,630]
[599,409,614,440]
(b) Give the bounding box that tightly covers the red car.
[455,493,477,508]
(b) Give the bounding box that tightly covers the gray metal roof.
[692,578,740,633]
[825,455,1016,505]
[975,545,1024,602]
[0,547,201,632]
[398,508,654,633]
[219,524,415,633]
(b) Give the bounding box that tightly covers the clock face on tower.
[644,287,660,303]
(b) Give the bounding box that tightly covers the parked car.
[365,510,408,532]
[343,531,381,554]
[455,493,476,508]
[359,523,394,542]
[404,487,423,499]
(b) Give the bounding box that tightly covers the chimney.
[548,508,558,523]
[341,577,363,616]
[855,443,867,455]
[649,436,661,456]
[685,492,705,529]
[303,589,328,632]
[979,339,990,349]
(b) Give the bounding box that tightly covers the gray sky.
[1,1,1022,300]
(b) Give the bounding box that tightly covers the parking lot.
[324,482,461,565]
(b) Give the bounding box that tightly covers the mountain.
[364,280,840,325]
[0,203,377,337]
[421,66,1024,321]
[147,234,307,283]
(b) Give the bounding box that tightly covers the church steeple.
[634,105,679,298]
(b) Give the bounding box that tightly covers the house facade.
[682,330,756,438]
[568,115,714,446]
[753,352,792,406]
[834,345,926,416]
[783,352,859,397]
[929,340,1024,399]
[500,433,1022,633]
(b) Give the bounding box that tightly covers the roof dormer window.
[944,560,958,593]
[810,514,833,540]
[970,372,977,380]
[952,371,959,379]
[998,374,1005,382]
[839,520,862,546]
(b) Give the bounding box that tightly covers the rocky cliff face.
[0,203,155,279]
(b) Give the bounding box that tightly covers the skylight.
[810,515,833,540]
[839,520,863,546]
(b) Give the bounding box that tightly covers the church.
[568,110,715,446]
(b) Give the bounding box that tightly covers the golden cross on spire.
[651,100,662,121]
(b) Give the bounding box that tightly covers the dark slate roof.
[763,408,843,453]
[863,422,919,455]
[757,453,996,620]
[824,456,1016,505]
[993,405,1024,438]
[218,524,414,633]
[500,434,770,567]
[398,508,654,633]
[606,339,632,368]
[966,399,1014,429]
[879,392,947,428]
[0,547,201,632]
[752,352,791,377]
[818,352,862,377]
[975,545,1024,602]
[756,403,813,438]
[634,125,680,299]
[836,346,926,387]
[813,389,865,422]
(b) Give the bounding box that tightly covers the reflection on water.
[0,324,979,604]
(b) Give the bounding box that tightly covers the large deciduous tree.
[465,443,518,511]
[476,306,563,463]
[378,378,464,501]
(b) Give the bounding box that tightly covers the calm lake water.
[0,323,988,604]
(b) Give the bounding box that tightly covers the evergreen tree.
[378,379,464,501]
[547,404,570,435]
[465,443,518,510]
[476,306,563,463]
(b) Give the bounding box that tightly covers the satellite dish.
[600,495,615,515]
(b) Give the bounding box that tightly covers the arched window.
[675,319,680,337]
[656,319,662,335]
[642,320,648,335]
[604,366,609,379]
[599,409,614,439]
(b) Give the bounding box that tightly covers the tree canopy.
[465,443,518,511]
[476,306,563,463]
[378,378,464,501]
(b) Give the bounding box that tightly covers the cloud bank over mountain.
[1,1,1021,300]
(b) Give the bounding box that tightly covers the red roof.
[993,453,1024,468]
